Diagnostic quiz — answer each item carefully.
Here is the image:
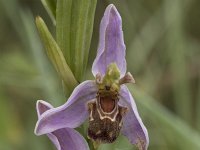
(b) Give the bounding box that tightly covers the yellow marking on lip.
[109,132,113,138]
[96,130,101,134]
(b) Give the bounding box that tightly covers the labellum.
[87,64,128,143]
[88,88,127,143]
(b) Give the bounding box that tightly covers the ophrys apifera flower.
[35,4,149,150]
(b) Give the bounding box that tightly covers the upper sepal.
[92,4,126,78]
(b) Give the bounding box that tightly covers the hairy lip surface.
[87,91,127,143]
[100,96,115,113]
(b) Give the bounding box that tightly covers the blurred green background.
[0,0,200,150]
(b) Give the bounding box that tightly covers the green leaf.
[35,16,78,96]
[56,0,97,81]
[82,0,97,79]
[56,0,72,68]
[71,0,97,81]
[41,0,56,24]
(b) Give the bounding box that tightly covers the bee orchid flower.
[35,4,149,150]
